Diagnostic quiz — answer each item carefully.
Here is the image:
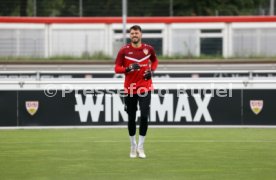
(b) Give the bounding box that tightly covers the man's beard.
[131,37,140,44]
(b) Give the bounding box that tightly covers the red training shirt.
[114,43,158,94]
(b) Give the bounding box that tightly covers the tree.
[0,0,20,16]
[20,0,28,16]
[0,0,271,17]
[59,0,78,16]
[36,0,64,16]
[83,0,121,16]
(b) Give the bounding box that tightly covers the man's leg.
[137,92,151,158]
[125,94,138,158]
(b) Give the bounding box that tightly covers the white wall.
[1,22,276,58]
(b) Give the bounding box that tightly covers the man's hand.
[125,63,140,73]
[144,70,152,80]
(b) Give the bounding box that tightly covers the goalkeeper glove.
[125,63,140,73]
[144,70,152,80]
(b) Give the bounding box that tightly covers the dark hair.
[129,25,142,32]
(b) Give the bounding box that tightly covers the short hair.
[129,25,142,32]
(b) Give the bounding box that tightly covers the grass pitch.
[0,128,276,180]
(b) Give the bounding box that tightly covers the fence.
[0,16,276,58]
[1,0,274,17]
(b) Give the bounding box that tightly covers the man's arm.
[114,48,141,74]
[114,49,126,74]
[150,48,158,71]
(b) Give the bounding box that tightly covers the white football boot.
[130,146,137,158]
[137,148,146,159]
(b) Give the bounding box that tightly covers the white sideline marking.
[0,125,276,130]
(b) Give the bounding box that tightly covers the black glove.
[125,63,140,73]
[144,70,152,80]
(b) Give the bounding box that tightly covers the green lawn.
[0,128,276,180]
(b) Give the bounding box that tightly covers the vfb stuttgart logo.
[250,100,263,115]
[143,48,148,55]
[25,101,39,116]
